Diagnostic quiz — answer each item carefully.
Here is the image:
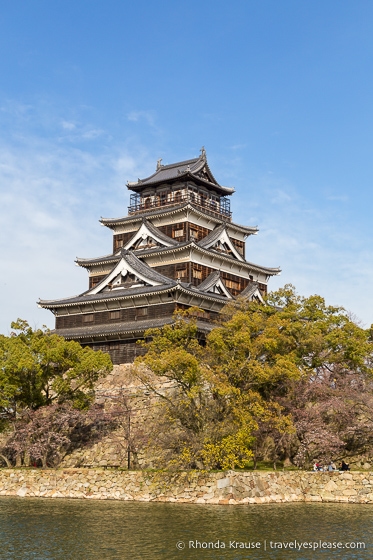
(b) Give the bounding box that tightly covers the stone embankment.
[1,469,373,504]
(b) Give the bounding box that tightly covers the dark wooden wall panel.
[113,232,136,253]
[153,262,190,282]
[89,275,107,290]
[56,302,177,329]
[85,340,147,364]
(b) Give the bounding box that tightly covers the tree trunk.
[0,453,12,468]
[24,450,30,467]
[15,453,22,467]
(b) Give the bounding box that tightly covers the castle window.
[173,229,184,238]
[137,307,148,317]
[83,314,94,323]
[225,279,240,291]
[109,311,120,320]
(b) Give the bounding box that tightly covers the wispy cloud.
[0,102,155,334]
[127,110,156,127]
[234,173,373,326]
[61,120,76,130]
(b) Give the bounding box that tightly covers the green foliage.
[136,288,373,470]
[0,319,112,417]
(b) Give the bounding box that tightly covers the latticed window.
[189,224,209,242]
[225,279,240,291]
[137,307,148,316]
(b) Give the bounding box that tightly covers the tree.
[97,390,149,469]
[5,404,85,467]
[1,402,117,468]
[135,307,294,470]
[0,319,112,419]
[135,287,373,470]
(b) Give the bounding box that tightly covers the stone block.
[217,477,230,489]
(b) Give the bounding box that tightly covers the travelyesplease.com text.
[176,539,366,551]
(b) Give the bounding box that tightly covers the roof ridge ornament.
[156,158,163,170]
[200,146,206,159]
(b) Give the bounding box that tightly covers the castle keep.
[39,149,280,364]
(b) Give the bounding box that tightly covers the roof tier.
[100,202,258,236]
[75,240,280,277]
[127,150,234,196]
[38,281,232,311]
[50,318,214,342]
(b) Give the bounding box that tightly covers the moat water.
[0,497,371,559]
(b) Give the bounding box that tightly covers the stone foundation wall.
[1,469,373,504]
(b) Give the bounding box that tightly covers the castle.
[39,149,280,363]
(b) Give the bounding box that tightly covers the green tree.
[135,287,373,470]
[0,319,112,417]
[135,307,293,470]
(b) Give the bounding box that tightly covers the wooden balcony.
[128,193,232,221]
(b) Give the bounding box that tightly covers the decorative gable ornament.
[198,225,244,261]
[88,250,173,295]
[240,282,265,304]
[198,271,233,299]
[123,220,177,252]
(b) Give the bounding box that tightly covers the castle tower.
[39,150,280,364]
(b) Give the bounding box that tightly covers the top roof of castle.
[126,148,235,196]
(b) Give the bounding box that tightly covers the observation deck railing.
[128,193,232,221]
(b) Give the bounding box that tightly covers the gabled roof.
[197,224,244,261]
[240,281,265,303]
[124,219,178,251]
[126,149,235,196]
[87,249,174,295]
[197,271,233,298]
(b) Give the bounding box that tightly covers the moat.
[0,498,370,559]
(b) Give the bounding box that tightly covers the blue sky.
[1,0,373,333]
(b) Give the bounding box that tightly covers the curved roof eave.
[53,318,214,341]
[139,242,281,276]
[127,172,234,195]
[75,254,120,268]
[37,281,231,310]
[100,203,258,235]
[125,153,234,195]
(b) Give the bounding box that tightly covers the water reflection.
[0,497,371,559]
